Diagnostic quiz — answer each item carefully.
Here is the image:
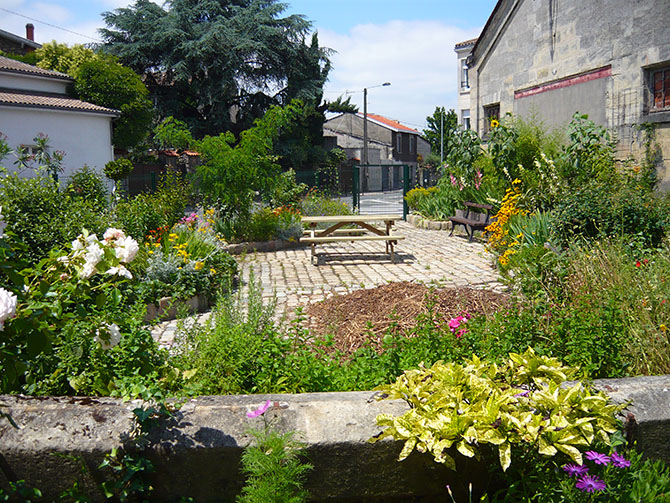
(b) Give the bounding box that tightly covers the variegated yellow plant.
[370,348,622,472]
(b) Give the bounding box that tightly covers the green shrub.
[551,182,665,248]
[113,171,189,241]
[247,208,279,242]
[104,158,134,182]
[300,189,350,217]
[404,186,438,212]
[0,173,110,263]
[65,165,109,211]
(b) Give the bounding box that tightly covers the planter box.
[143,293,209,322]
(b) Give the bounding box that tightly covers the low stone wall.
[224,238,303,255]
[1,376,669,502]
[406,213,452,231]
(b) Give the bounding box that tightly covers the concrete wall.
[455,44,474,129]
[0,106,114,183]
[0,72,69,94]
[1,375,669,502]
[469,0,670,188]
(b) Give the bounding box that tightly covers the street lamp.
[363,82,391,165]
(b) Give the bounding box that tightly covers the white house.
[0,55,119,183]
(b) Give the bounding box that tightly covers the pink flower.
[246,400,272,418]
[610,451,631,468]
[585,451,610,466]
[575,475,606,493]
[448,316,465,333]
[450,174,457,186]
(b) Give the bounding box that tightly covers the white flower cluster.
[69,228,139,280]
[0,287,17,331]
[95,322,121,349]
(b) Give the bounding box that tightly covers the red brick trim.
[514,65,612,99]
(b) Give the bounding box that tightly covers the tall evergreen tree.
[100,0,331,138]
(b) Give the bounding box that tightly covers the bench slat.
[301,235,404,244]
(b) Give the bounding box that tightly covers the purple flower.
[246,400,271,418]
[562,463,589,477]
[514,390,530,398]
[585,451,611,465]
[575,474,606,493]
[610,451,631,468]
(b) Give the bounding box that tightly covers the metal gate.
[352,164,410,219]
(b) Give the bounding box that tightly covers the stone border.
[406,213,452,231]
[1,375,669,502]
[143,293,209,323]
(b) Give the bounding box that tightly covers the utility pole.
[362,82,391,167]
[440,108,444,164]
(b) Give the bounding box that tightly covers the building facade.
[454,38,477,130]
[468,0,670,188]
[0,24,40,56]
[0,56,119,183]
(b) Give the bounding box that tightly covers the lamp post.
[362,82,391,165]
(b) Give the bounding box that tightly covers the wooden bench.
[301,215,404,263]
[449,202,494,242]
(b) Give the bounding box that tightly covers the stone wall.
[2,375,669,502]
[469,0,670,188]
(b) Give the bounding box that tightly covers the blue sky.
[0,0,496,129]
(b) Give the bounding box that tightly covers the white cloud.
[33,2,71,24]
[318,20,479,131]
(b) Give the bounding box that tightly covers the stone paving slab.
[151,222,504,347]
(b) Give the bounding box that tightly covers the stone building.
[454,38,477,130]
[0,24,40,55]
[467,0,670,188]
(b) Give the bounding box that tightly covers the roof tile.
[0,88,120,116]
[358,113,419,133]
[0,55,71,80]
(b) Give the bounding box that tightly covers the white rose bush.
[0,224,162,395]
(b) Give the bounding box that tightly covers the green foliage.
[196,102,303,219]
[65,165,109,211]
[0,173,109,264]
[237,428,312,503]
[75,58,153,150]
[551,182,666,248]
[264,169,308,208]
[101,0,330,137]
[371,349,622,484]
[35,41,101,75]
[324,95,358,113]
[405,186,438,212]
[113,170,189,241]
[444,128,482,182]
[153,116,194,151]
[423,107,459,156]
[299,190,351,223]
[104,158,134,182]
[560,112,617,188]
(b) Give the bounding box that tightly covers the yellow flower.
[153,243,160,248]
[148,250,154,255]
[661,324,667,332]
[210,268,217,274]
[490,118,499,128]
[194,261,204,271]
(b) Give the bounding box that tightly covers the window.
[483,104,500,136]
[461,109,471,130]
[651,67,670,110]
[460,59,469,89]
[396,133,402,153]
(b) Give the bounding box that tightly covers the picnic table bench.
[449,202,494,242]
[301,214,404,264]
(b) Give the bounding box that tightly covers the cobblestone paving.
[151,222,503,348]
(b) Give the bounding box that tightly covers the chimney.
[26,23,34,41]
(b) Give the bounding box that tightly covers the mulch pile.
[305,282,511,355]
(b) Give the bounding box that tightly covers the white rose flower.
[0,287,17,331]
[103,228,126,243]
[105,265,133,279]
[84,241,104,267]
[95,323,122,349]
[115,236,139,263]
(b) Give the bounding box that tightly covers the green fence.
[352,164,410,219]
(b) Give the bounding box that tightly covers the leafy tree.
[100,0,331,137]
[325,95,359,113]
[75,58,153,150]
[423,107,459,160]
[195,101,304,218]
[33,42,153,150]
[153,116,195,152]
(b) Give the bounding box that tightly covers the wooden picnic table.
[300,214,405,264]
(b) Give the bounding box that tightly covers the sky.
[0,0,496,131]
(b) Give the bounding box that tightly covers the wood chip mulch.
[304,282,510,356]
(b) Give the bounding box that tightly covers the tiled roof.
[0,88,120,116]
[359,113,419,134]
[455,38,478,49]
[0,55,71,80]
